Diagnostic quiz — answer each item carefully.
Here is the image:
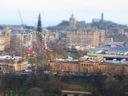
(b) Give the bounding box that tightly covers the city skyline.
[0,0,128,27]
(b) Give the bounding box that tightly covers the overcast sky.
[0,0,128,27]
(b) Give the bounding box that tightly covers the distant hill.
[47,19,128,32]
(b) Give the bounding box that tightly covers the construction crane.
[18,10,26,30]
[18,10,24,25]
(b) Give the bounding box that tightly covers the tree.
[41,80,62,96]
[0,76,5,93]
[35,72,62,96]
[29,87,43,96]
[102,76,125,96]
[92,72,106,96]
[92,74,127,96]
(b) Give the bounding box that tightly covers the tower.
[37,13,43,42]
[69,14,76,29]
[101,12,104,21]
[37,13,42,32]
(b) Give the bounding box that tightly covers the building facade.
[0,59,28,71]
[48,56,103,73]
[11,29,35,49]
[49,61,79,73]
[48,56,128,73]
[0,28,11,51]
[66,29,105,47]
[0,33,5,51]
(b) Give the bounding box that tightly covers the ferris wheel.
[25,31,52,57]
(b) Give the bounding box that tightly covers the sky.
[0,0,128,27]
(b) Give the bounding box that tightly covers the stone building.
[0,59,28,71]
[118,28,128,37]
[0,28,11,51]
[5,29,11,49]
[66,29,105,47]
[49,61,79,73]
[48,32,59,42]
[48,56,104,73]
[42,29,59,42]
[0,32,5,51]
[48,56,128,73]
[11,29,35,49]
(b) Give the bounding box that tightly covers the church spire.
[37,13,43,42]
[37,13,42,32]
